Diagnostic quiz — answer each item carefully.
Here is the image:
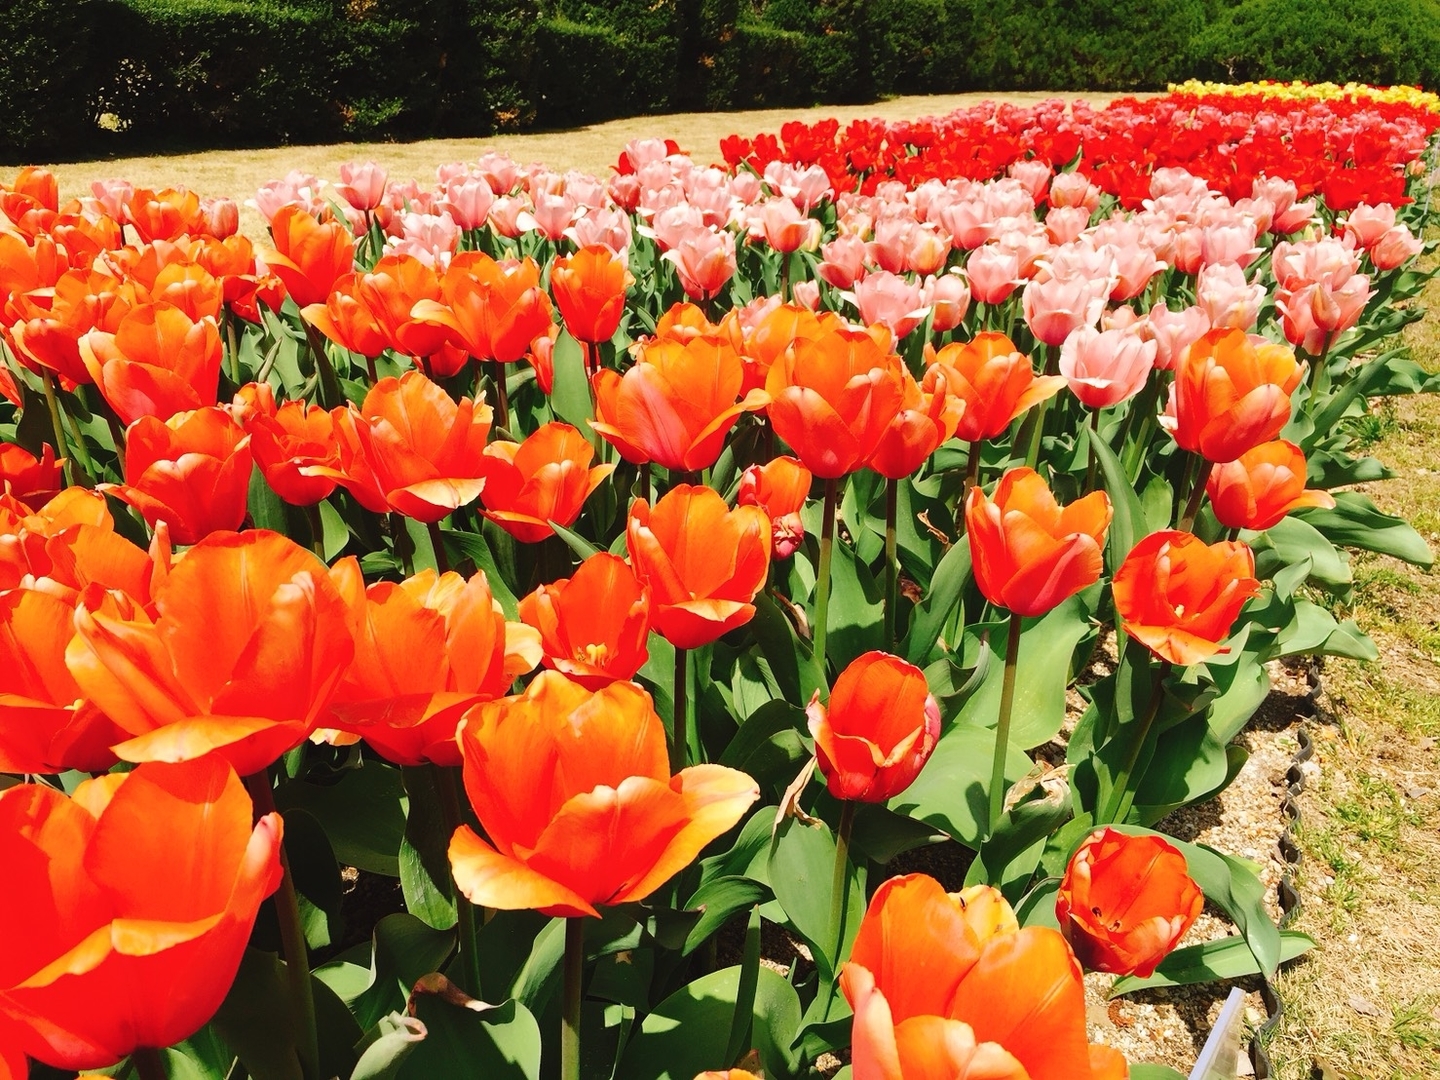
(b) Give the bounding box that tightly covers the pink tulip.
[819,234,869,290]
[1197,263,1265,331]
[1050,172,1101,211]
[608,173,642,212]
[1009,159,1053,202]
[488,196,530,239]
[530,191,576,242]
[1199,220,1261,270]
[1277,275,1373,354]
[938,198,993,250]
[567,207,633,258]
[200,197,239,239]
[476,152,522,194]
[335,161,389,212]
[758,199,820,253]
[849,271,930,339]
[866,217,913,274]
[662,229,737,301]
[907,224,950,276]
[1023,272,1108,346]
[1059,326,1157,408]
[792,280,821,311]
[1045,206,1091,245]
[924,272,971,333]
[1370,224,1423,270]
[1272,237,1361,292]
[441,176,495,230]
[966,245,1023,305]
[91,178,134,221]
[1110,242,1167,301]
[1146,303,1212,371]
[1342,204,1396,249]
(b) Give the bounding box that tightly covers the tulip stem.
[965,439,981,491]
[243,772,320,1080]
[640,462,651,504]
[434,765,482,994]
[38,370,76,488]
[561,917,585,1080]
[828,799,857,976]
[1084,409,1101,493]
[987,611,1024,838]
[883,477,899,648]
[305,503,327,562]
[1178,457,1213,532]
[671,646,690,772]
[814,478,839,680]
[427,519,451,574]
[1098,663,1170,825]
[489,359,510,431]
[132,1048,167,1080]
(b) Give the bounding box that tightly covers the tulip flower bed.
[3,83,1440,1080]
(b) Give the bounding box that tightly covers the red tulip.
[1162,329,1303,463]
[551,244,631,345]
[965,467,1112,617]
[1112,530,1261,666]
[809,652,940,802]
[626,485,770,648]
[449,672,759,917]
[103,407,252,546]
[1205,439,1335,532]
[518,552,651,689]
[737,456,811,558]
[0,758,282,1070]
[1057,828,1204,977]
[476,422,613,542]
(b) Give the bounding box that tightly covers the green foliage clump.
[0,0,113,158]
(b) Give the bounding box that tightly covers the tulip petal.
[449,824,599,918]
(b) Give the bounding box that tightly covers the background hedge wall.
[2,0,1439,161]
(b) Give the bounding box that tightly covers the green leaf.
[1298,493,1433,567]
[351,1014,427,1080]
[1093,432,1146,572]
[247,468,287,533]
[398,767,458,931]
[315,914,457,1032]
[749,592,826,706]
[826,538,884,671]
[282,808,344,951]
[1111,930,1316,994]
[619,966,802,1080]
[967,791,1073,899]
[889,724,1033,846]
[440,529,520,618]
[725,907,764,1067]
[1127,1065,1189,1080]
[549,329,596,445]
[902,536,971,666]
[767,816,866,981]
[683,876,771,956]
[717,699,809,797]
[398,998,541,1080]
[1251,515,1351,589]
[319,499,350,562]
[548,518,600,560]
[275,763,407,876]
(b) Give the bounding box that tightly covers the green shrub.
[530,19,629,127]
[547,2,684,114]
[1193,0,1440,89]
[704,18,815,110]
[760,0,877,102]
[0,0,113,159]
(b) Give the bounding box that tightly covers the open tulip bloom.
[1,85,1436,1076]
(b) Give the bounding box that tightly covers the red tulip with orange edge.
[102,406,252,546]
[1057,828,1204,978]
[1112,530,1261,666]
[261,204,356,309]
[1206,439,1335,532]
[64,530,356,775]
[78,303,223,425]
[551,244,631,346]
[0,758,282,1072]
[518,552,651,689]
[626,484,770,649]
[809,651,940,802]
[447,671,759,917]
[326,563,541,767]
[476,421,613,543]
[737,456,811,558]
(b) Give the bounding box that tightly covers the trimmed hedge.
[4,0,1440,160]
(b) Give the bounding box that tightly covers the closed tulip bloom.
[924,271,971,333]
[448,672,759,917]
[103,407,252,546]
[662,228,737,301]
[1022,272,1109,346]
[1058,325,1157,409]
[868,365,965,479]
[65,530,355,773]
[1276,275,1373,355]
[477,421,613,542]
[737,456,812,558]
[334,160,389,212]
[965,467,1112,617]
[519,552,651,689]
[1057,828,1204,978]
[849,271,931,340]
[126,187,205,243]
[0,758,282,1071]
[1112,530,1261,666]
[809,651,940,802]
[1369,224,1423,271]
[301,272,389,357]
[78,303,223,425]
[592,333,769,472]
[1206,439,1335,532]
[764,325,907,479]
[626,485,770,649]
[0,443,63,509]
[757,198,821,253]
[411,251,553,364]
[261,205,355,309]
[840,874,1128,1080]
[552,244,631,344]
[328,564,540,766]
[928,332,1066,442]
[321,371,493,522]
[356,255,451,360]
[1163,329,1303,463]
[243,394,341,506]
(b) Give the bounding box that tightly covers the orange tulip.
[626,485,770,648]
[448,671,759,917]
[0,758,282,1070]
[551,244,631,345]
[927,332,1066,442]
[302,272,390,357]
[7,268,140,387]
[0,443,63,509]
[1163,328,1304,463]
[868,364,965,479]
[411,251,554,364]
[476,421,613,542]
[1206,439,1335,532]
[809,651,941,802]
[78,303,223,425]
[126,187,205,243]
[591,332,769,471]
[0,507,169,611]
[729,302,842,394]
[148,262,224,323]
[261,204,356,309]
[965,467,1112,617]
[737,455,812,558]
[840,874,1128,1080]
[518,552,651,689]
[356,254,451,360]
[1057,828,1203,978]
[6,166,59,212]
[327,564,540,766]
[319,371,493,522]
[242,388,341,506]
[1112,530,1260,666]
[102,407,251,546]
[764,324,907,478]
[65,530,355,774]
